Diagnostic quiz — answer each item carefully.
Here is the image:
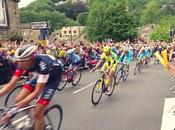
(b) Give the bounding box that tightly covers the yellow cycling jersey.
[101,51,117,65]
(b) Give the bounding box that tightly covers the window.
[64,31,67,34]
[0,0,7,27]
[73,30,76,34]
[69,30,71,34]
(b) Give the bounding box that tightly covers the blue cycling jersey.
[16,54,63,106]
[67,53,81,64]
[118,50,133,64]
[138,50,147,60]
[25,54,63,83]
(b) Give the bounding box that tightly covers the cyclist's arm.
[93,60,103,70]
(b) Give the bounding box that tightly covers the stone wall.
[0,0,20,39]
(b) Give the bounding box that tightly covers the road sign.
[31,21,50,29]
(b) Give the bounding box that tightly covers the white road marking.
[161,98,175,130]
[73,82,96,94]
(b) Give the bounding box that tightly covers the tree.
[19,0,80,32]
[20,10,79,32]
[56,0,88,20]
[86,0,137,41]
[141,0,161,25]
[149,15,175,42]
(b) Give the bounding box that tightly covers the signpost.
[31,21,50,29]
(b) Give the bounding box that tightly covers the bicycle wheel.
[57,72,68,91]
[71,70,82,86]
[4,85,22,107]
[107,76,116,96]
[115,68,122,85]
[123,65,129,81]
[91,80,103,105]
[134,64,139,75]
[44,104,63,130]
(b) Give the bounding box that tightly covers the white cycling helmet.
[67,48,76,55]
[15,45,38,61]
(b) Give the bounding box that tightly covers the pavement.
[0,60,174,130]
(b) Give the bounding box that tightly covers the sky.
[18,0,36,8]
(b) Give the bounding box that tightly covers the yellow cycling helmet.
[103,46,111,53]
[59,50,66,57]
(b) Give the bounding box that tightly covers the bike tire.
[4,85,22,107]
[71,70,82,86]
[57,72,68,91]
[134,63,139,75]
[115,68,122,85]
[44,104,63,130]
[91,80,103,105]
[123,65,129,81]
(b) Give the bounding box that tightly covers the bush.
[10,34,23,43]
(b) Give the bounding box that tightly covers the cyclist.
[92,46,118,95]
[0,45,63,130]
[118,47,133,68]
[66,48,81,72]
[137,47,147,64]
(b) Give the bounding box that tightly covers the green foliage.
[19,0,79,32]
[86,0,137,41]
[150,15,175,41]
[77,12,88,26]
[10,34,23,42]
[55,0,88,20]
[141,0,161,25]
[20,10,78,32]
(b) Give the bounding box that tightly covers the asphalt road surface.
[0,60,174,130]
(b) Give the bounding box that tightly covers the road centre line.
[73,82,96,94]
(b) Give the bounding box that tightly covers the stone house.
[0,0,20,40]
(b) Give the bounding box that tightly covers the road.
[0,61,174,130]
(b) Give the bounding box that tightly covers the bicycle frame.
[98,71,109,93]
[0,105,35,129]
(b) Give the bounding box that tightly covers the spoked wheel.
[4,85,22,107]
[91,80,103,105]
[115,69,122,85]
[71,70,82,86]
[44,104,63,130]
[57,72,67,91]
[123,65,129,81]
[107,76,116,96]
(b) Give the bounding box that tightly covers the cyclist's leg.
[101,62,108,73]
[34,103,46,130]
[15,88,31,103]
[34,66,62,130]
[73,61,81,72]
[108,64,116,86]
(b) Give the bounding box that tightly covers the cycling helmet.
[59,50,66,57]
[67,48,76,55]
[15,45,37,61]
[103,46,110,53]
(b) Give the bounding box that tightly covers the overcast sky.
[18,0,36,8]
